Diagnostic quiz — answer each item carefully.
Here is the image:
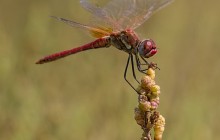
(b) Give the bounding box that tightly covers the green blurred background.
[1,0,220,140]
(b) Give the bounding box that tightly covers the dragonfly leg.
[124,54,140,94]
[140,56,150,66]
[130,54,140,84]
[140,55,160,70]
[135,54,148,73]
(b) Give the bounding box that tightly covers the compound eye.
[139,39,157,58]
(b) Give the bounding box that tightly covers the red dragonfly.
[36,0,173,93]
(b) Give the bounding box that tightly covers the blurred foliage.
[0,0,220,140]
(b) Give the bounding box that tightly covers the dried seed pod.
[154,115,165,140]
[134,108,144,126]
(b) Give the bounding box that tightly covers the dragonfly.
[36,0,173,93]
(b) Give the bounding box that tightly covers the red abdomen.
[36,37,110,64]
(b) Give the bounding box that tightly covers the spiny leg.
[135,54,146,73]
[140,55,150,66]
[140,55,160,70]
[130,54,140,84]
[124,54,139,94]
[135,54,148,73]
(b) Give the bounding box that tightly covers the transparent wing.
[51,16,113,38]
[80,0,118,29]
[51,16,95,30]
[80,0,173,30]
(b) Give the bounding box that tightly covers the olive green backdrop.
[1,0,219,140]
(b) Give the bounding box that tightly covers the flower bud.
[150,85,160,92]
[139,100,151,111]
[150,100,159,110]
[150,97,160,104]
[147,68,155,79]
[141,76,155,90]
[151,90,160,97]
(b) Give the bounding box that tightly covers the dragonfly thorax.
[109,30,157,59]
[110,29,140,54]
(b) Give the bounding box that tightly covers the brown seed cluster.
[134,65,165,140]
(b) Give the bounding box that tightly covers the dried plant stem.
[134,63,165,140]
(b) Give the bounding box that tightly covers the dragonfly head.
[138,39,157,58]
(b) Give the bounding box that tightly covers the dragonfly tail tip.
[35,60,43,64]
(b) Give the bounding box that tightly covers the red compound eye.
[139,39,157,58]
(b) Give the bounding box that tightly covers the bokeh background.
[1,0,220,140]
